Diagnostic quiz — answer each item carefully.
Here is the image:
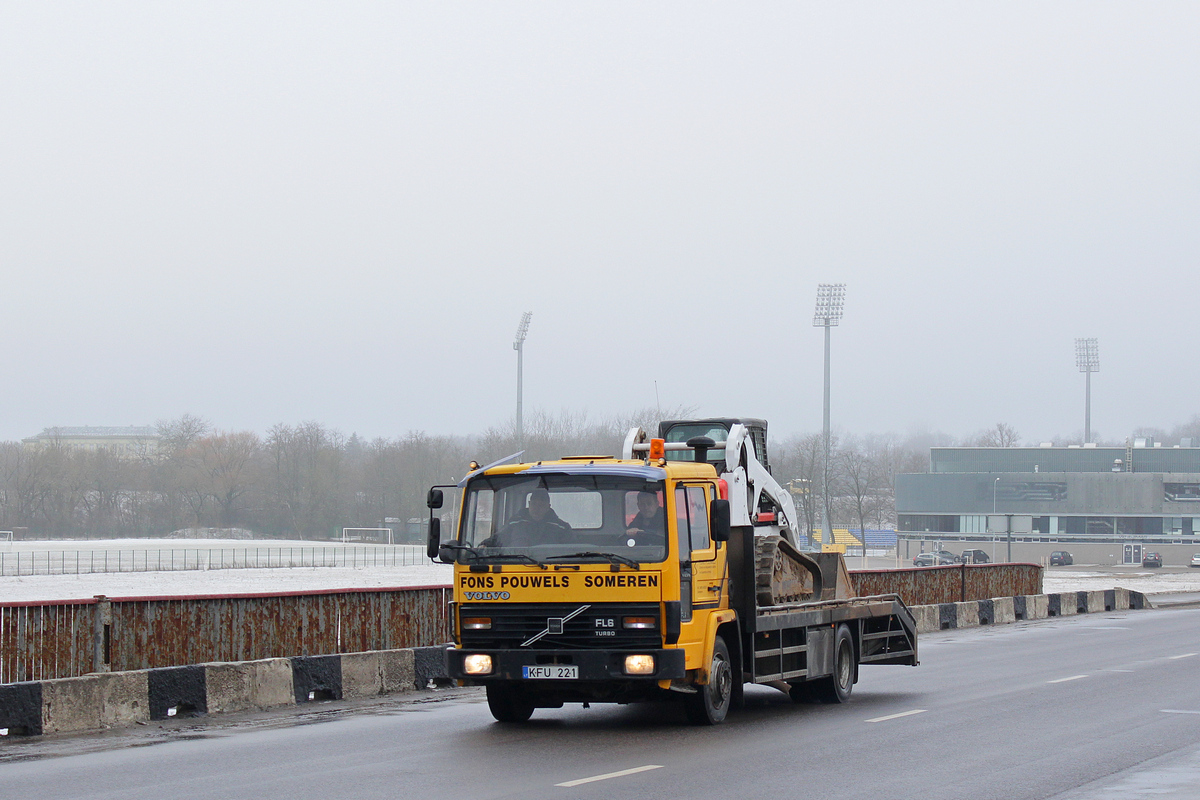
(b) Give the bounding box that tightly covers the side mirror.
[710,499,731,542]
[426,517,442,559]
[427,488,444,510]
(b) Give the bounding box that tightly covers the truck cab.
[434,456,734,723]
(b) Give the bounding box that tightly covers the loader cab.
[658,418,771,473]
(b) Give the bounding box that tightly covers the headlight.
[461,617,492,630]
[463,654,493,675]
[624,654,655,675]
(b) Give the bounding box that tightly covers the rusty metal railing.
[850,563,1043,606]
[1,586,452,684]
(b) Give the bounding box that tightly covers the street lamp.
[1075,337,1099,444]
[813,283,845,548]
[514,312,533,445]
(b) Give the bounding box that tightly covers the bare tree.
[970,423,1021,448]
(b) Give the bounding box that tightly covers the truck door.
[675,484,723,614]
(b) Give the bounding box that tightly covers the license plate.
[522,665,578,680]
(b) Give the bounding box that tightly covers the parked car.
[1142,552,1163,568]
[1191,554,1200,568]
[913,550,960,566]
[961,549,991,564]
[1049,550,1073,566]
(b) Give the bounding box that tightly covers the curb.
[2,644,450,740]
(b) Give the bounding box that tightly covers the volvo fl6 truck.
[426,419,917,725]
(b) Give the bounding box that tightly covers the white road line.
[1169,653,1197,660]
[1048,674,1089,684]
[556,765,663,787]
[865,709,927,723]
[1161,709,1200,715]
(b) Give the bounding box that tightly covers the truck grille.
[459,603,661,650]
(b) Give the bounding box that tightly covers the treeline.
[0,410,687,540]
[12,410,1189,541]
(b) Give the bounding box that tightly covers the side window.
[675,485,713,560]
[674,487,691,561]
[687,486,711,552]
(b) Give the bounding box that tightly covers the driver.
[490,488,571,547]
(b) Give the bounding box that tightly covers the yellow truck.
[426,417,917,725]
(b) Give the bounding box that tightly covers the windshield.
[663,423,728,463]
[459,473,668,564]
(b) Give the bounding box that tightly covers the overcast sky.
[2,3,1197,446]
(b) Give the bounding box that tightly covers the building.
[895,439,1200,564]
[21,426,161,457]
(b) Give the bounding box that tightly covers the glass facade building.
[897,444,1200,557]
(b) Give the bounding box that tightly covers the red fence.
[851,563,1043,606]
[1,586,452,684]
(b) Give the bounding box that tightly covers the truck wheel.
[486,684,535,723]
[813,624,855,704]
[685,635,733,725]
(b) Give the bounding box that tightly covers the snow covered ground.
[4,539,1198,604]
[0,538,451,602]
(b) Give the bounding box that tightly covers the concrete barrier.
[954,601,979,628]
[2,645,428,740]
[991,597,1016,625]
[37,671,151,735]
[910,604,940,634]
[205,658,294,714]
[1080,591,1106,614]
[1025,594,1049,620]
[937,603,957,630]
[977,598,995,625]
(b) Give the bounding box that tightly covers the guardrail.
[0,586,452,684]
[0,545,433,576]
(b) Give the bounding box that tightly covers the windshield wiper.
[545,552,640,570]
[443,545,548,568]
[483,553,548,568]
[438,543,483,559]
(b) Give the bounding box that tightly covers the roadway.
[2,607,1199,800]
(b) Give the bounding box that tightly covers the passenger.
[626,491,665,543]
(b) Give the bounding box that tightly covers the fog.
[2,3,1197,445]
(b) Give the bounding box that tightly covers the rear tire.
[812,624,855,703]
[685,635,734,725]
[486,684,535,723]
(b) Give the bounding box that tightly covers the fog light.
[462,617,492,630]
[463,654,493,675]
[624,654,655,675]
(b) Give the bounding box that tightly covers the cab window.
[674,485,714,560]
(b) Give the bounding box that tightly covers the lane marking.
[1161,709,1200,715]
[556,765,663,787]
[865,709,927,723]
[1048,675,1089,684]
[1169,653,1197,660]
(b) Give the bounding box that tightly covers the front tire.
[486,684,535,723]
[685,635,734,725]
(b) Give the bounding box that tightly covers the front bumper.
[446,647,686,682]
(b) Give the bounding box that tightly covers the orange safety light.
[717,479,728,500]
[648,438,666,460]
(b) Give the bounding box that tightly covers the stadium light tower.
[1075,337,1099,444]
[813,283,846,547]
[514,311,533,443]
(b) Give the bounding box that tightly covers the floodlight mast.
[1075,337,1099,444]
[514,312,533,444]
[813,284,846,549]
